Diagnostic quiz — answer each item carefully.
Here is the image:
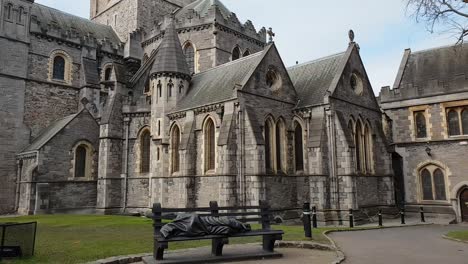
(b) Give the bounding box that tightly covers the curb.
[442,235,468,244]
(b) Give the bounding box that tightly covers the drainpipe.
[122,117,131,213]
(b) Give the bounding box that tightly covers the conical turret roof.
[151,19,191,78]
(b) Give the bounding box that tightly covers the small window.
[265,119,274,172]
[294,122,304,171]
[144,80,150,94]
[171,125,181,173]
[5,4,12,20]
[448,110,460,136]
[420,165,447,201]
[168,80,173,97]
[232,46,241,61]
[53,56,66,80]
[75,145,87,178]
[462,109,468,135]
[184,42,195,74]
[104,67,112,81]
[157,81,162,98]
[421,169,433,200]
[179,81,184,94]
[140,130,151,173]
[204,118,216,172]
[243,49,251,57]
[18,7,24,23]
[414,111,427,138]
[276,119,286,173]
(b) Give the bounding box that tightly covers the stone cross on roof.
[267,27,275,43]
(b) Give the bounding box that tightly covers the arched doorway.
[460,188,468,222]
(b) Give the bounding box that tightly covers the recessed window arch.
[419,165,447,201]
[204,117,216,172]
[168,79,174,98]
[294,121,304,171]
[264,117,275,172]
[364,123,373,173]
[5,4,12,20]
[72,141,94,179]
[448,109,460,136]
[139,128,151,173]
[18,6,24,23]
[355,120,363,172]
[276,118,287,173]
[171,125,181,174]
[157,80,162,98]
[183,42,195,74]
[49,50,72,84]
[243,49,251,57]
[232,46,241,61]
[104,67,113,81]
[414,111,427,138]
[353,119,373,174]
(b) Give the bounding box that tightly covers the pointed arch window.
[5,4,12,20]
[204,118,216,172]
[171,125,181,173]
[179,81,184,94]
[184,42,195,74]
[355,121,363,172]
[364,124,373,173]
[420,165,447,201]
[140,129,151,173]
[18,7,24,23]
[243,49,251,57]
[414,111,427,138]
[104,67,112,81]
[168,80,173,98]
[157,80,162,98]
[232,46,241,61]
[448,109,460,136]
[75,145,87,178]
[294,122,304,171]
[264,119,274,172]
[53,56,66,80]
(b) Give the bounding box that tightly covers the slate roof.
[151,21,190,77]
[288,52,346,108]
[397,44,468,88]
[176,0,233,20]
[174,49,267,111]
[31,4,120,43]
[21,113,79,153]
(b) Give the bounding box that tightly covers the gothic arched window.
[232,46,241,61]
[243,49,251,57]
[264,118,274,172]
[157,80,162,98]
[448,109,460,136]
[75,145,87,178]
[364,124,373,173]
[276,119,286,173]
[171,125,181,173]
[462,109,468,135]
[53,56,66,80]
[168,80,174,98]
[204,118,216,172]
[140,129,151,173]
[179,81,184,94]
[104,67,112,81]
[420,165,447,201]
[18,7,24,23]
[414,111,427,138]
[355,121,363,172]
[184,42,195,74]
[294,122,304,171]
[5,4,12,20]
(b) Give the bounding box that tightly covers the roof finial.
[348,29,355,44]
[267,27,275,43]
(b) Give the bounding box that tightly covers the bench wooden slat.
[157,230,284,242]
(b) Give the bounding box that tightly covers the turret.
[150,17,191,140]
[1,0,34,42]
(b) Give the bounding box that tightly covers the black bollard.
[303,202,312,238]
[400,208,406,225]
[312,206,318,228]
[378,210,383,227]
[420,207,425,223]
[349,209,354,228]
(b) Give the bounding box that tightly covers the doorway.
[460,188,468,222]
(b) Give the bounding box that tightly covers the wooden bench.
[150,200,284,261]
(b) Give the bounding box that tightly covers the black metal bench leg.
[212,238,229,256]
[154,241,168,261]
[262,235,276,252]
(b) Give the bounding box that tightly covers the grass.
[0,215,353,264]
[446,230,468,242]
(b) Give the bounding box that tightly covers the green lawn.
[0,215,345,264]
[446,230,468,242]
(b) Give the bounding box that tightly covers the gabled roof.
[21,112,80,153]
[174,48,268,111]
[288,52,346,108]
[31,4,120,43]
[176,0,232,20]
[396,44,468,89]
[151,20,190,78]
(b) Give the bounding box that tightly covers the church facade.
[1,0,395,221]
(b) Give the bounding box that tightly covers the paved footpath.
[330,225,468,264]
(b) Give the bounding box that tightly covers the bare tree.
[406,0,468,43]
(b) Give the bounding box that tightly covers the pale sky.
[36,0,457,94]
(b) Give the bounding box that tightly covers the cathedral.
[1,0,465,223]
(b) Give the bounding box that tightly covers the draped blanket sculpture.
[160,213,251,239]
